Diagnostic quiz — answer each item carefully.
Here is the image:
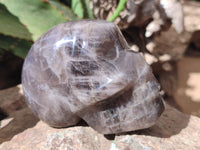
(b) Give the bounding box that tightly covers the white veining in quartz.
[22,20,164,134]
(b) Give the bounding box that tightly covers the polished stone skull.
[22,20,164,134]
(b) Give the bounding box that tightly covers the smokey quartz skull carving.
[22,20,164,134]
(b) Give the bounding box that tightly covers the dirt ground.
[152,0,200,117]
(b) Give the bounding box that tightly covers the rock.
[152,27,190,60]
[185,30,200,57]
[184,0,200,32]
[91,0,184,53]
[0,84,26,116]
[153,56,200,117]
[189,30,200,50]
[0,104,199,150]
[0,121,111,150]
[91,0,184,32]
[148,0,200,60]
[159,0,184,34]
[0,84,39,144]
[149,0,200,117]
[22,20,164,134]
[151,61,177,98]
[0,108,39,144]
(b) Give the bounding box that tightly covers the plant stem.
[107,0,127,22]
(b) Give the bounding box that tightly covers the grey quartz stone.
[22,20,164,134]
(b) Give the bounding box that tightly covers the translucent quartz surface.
[22,20,164,134]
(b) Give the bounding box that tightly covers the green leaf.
[71,0,84,18]
[0,0,67,41]
[81,0,93,18]
[0,34,32,58]
[0,4,32,40]
[107,0,127,22]
[49,0,79,20]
